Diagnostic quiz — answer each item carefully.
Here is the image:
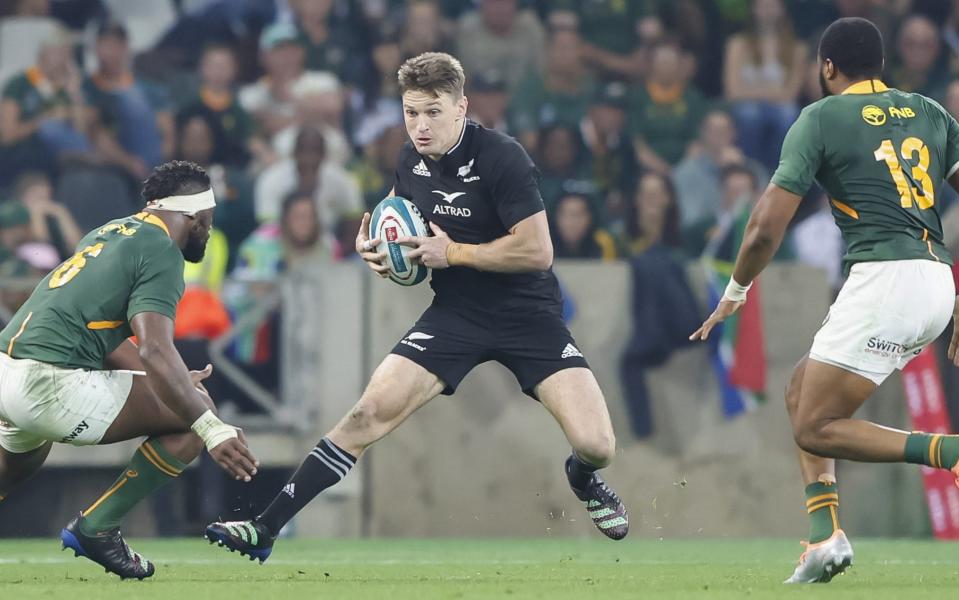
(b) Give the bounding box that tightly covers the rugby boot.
[60,513,155,580]
[205,519,275,563]
[567,456,629,540]
[784,529,854,583]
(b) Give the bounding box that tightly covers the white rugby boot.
[784,529,854,584]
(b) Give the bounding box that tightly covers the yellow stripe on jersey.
[6,311,33,356]
[842,79,889,95]
[134,212,171,238]
[831,199,859,220]
[86,320,124,330]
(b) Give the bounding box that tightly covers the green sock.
[79,439,187,535]
[805,481,839,544]
[904,432,959,469]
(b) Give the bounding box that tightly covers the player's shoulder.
[99,215,181,262]
[472,123,532,166]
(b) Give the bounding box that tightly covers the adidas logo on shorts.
[561,343,583,359]
[282,483,295,498]
[412,160,431,177]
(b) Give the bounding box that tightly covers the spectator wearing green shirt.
[0,27,89,186]
[292,0,367,84]
[536,124,600,218]
[456,0,546,93]
[631,38,706,174]
[176,44,254,169]
[580,81,636,229]
[509,26,595,152]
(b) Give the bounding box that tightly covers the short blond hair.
[397,52,465,99]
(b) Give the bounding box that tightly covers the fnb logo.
[386,226,398,242]
[889,106,916,119]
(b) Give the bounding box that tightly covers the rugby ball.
[369,196,430,286]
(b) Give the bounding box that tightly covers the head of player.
[140,160,215,263]
[398,52,468,160]
[818,17,885,97]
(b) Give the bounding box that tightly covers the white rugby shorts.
[0,353,133,453]
[809,259,955,385]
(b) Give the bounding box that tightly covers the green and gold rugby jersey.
[0,213,184,370]
[771,79,957,272]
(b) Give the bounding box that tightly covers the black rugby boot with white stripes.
[205,519,275,563]
[566,456,629,540]
[60,514,155,579]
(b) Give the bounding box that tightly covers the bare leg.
[0,442,52,501]
[785,358,837,485]
[536,367,616,468]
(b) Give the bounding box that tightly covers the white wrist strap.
[723,277,752,302]
[191,409,237,451]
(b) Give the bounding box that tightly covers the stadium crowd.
[1,0,958,410]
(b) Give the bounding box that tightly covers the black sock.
[565,452,599,492]
[256,438,356,535]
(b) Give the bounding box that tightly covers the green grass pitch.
[1,537,957,598]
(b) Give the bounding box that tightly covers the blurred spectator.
[0,27,90,186]
[0,201,34,256]
[176,44,254,168]
[84,21,173,180]
[888,15,949,100]
[176,113,256,272]
[672,109,767,231]
[14,171,82,259]
[350,121,408,210]
[239,23,305,142]
[947,79,959,120]
[545,1,648,80]
[723,0,807,172]
[792,193,843,291]
[291,0,366,83]
[549,193,617,260]
[456,0,546,93]
[272,71,351,166]
[466,69,509,132]
[255,126,362,250]
[621,172,681,256]
[509,26,595,151]
[536,124,599,217]
[580,81,636,228]
[631,39,706,174]
[350,23,403,149]
[400,0,454,59]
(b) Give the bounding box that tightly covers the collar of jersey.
[433,119,474,175]
[134,212,171,237]
[841,79,889,95]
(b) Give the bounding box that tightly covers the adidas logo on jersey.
[412,160,431,177]
[561,343,583,359]
[282,483,295,498]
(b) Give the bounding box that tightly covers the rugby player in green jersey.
[0,161,258,579]
[692,18,959,583]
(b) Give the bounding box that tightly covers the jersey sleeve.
[770,103,824,196]
[941,107,959,177]
[127,241,185,322]
[485,138,545,229]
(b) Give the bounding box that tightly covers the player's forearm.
[447,234,552,273]
[138,341,209,423]
[730,219,783,287]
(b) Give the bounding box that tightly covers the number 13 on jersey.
[874,137,935,209]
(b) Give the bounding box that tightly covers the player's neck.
[142,209,186,245]
[427,119,467,161]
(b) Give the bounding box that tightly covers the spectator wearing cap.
[14,171,82,260]
[83,21,174,180]
[509,26,595,152]
[0,201,34,258]
[0,25,90,186]
[579,80,636,226]
[176,44,255,168]
[271,71,351,166]
[255,126,362,253]
[350,120,409,211]
[466,69,509,132]
[239,22,306,142]
[456,0,546,93]
[630,39,706,175]
[350,22,404,150]
[291,0,367,83]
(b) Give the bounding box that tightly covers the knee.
[793,419,829,456]
[574,429,617,469]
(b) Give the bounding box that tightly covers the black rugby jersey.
[393,119,562,314]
